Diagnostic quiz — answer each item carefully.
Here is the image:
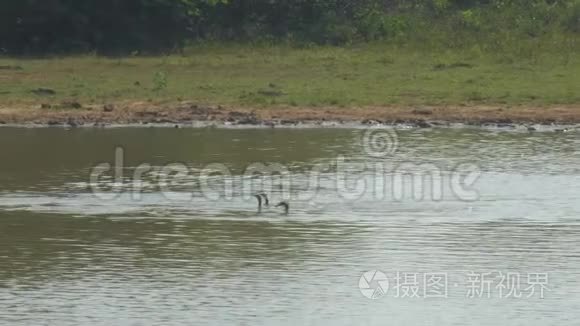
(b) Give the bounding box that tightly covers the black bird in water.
[254,193,289,214]
[254,193,268,211]
[275,201,290,215]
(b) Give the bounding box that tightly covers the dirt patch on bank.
[0,101,579,127]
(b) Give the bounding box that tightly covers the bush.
[1,0,579,54]
[562,0,580,33]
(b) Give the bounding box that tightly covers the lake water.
[0,127,579,325]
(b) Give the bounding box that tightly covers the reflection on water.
[0,127,579,325]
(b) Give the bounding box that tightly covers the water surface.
[0,127,579,325]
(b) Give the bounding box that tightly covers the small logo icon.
[362,128,399,157]
[359,270,389,300]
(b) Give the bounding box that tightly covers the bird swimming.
[258,192,269,207]
[254,193,269,211]
[275,201,290,215]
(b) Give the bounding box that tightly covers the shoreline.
[1,102,580,130]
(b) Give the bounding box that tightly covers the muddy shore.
[1,101,579,129]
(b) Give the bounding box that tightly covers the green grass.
[1,42,580,108]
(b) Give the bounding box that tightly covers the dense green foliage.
[0,0,225,54]
[1,0,579,54]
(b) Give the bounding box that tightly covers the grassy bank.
[1,41,580,110]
